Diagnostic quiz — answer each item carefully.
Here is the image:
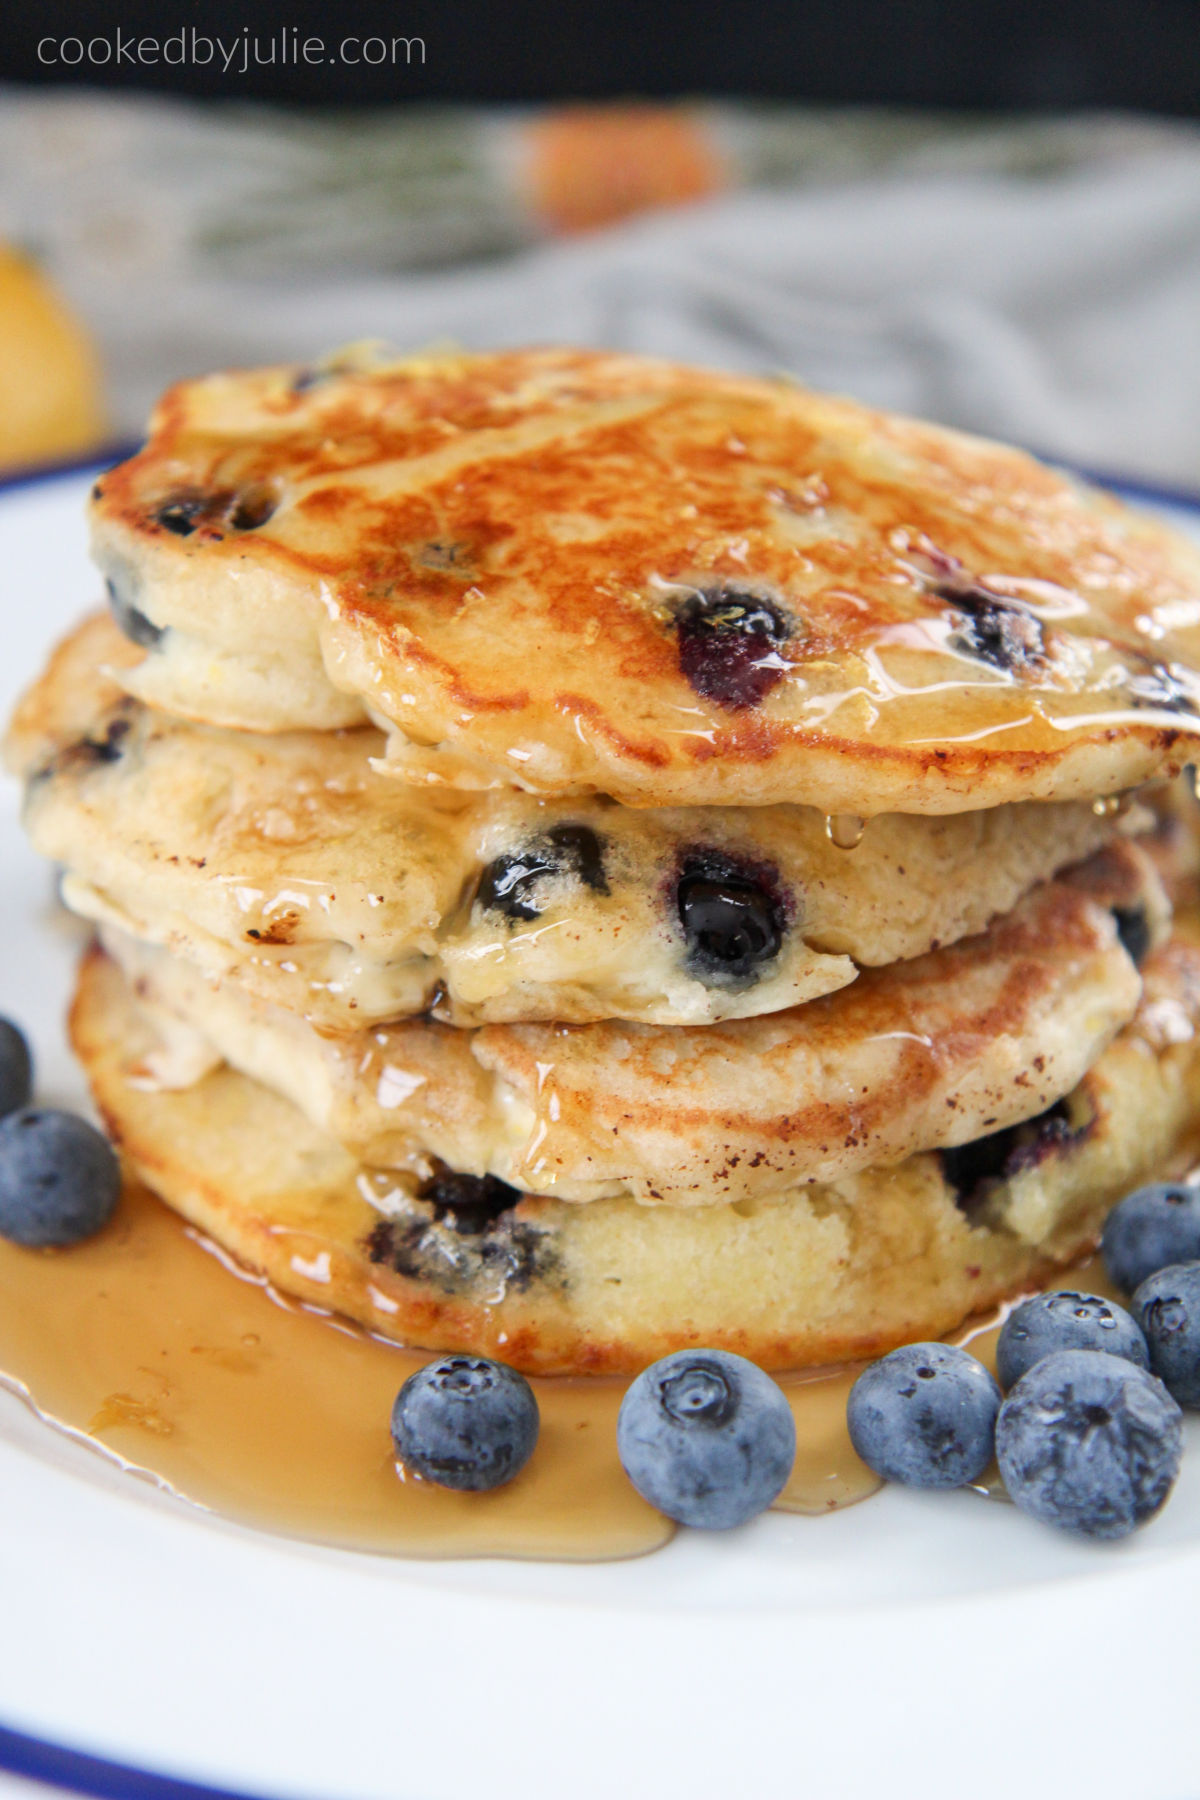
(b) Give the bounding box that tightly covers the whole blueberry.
[1102,1182,1200,1294]
[846,1342,1000,1487]
[996,1290,1148,1390]
[676,870,782,981]
[617,1349,795,1529]
[1133,1262,1200,1408]
[390,1355,539,1492]
[0,1019,32,1120]
[0,1109,120,1247]
[996,1349,1182,1539]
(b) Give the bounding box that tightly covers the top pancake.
[91,346,1200,814]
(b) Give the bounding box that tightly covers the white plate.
[3,467,1200,1800]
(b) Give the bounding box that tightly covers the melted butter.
[0,1182,1128,1557]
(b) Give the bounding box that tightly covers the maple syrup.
[0,1179,889,1559]
[0,1180,1129,1559]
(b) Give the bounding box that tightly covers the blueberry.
[106,576,163,648]
[151,486,275,538]
[71,716,132,768]
[0,1109,120,1247]
[474,849,557,921]
[154,494,207,537]
[946,589,1045,674]
[1101,1182,1200,1293]
[476,848,557,921]
[1111,903,1151,967]
[1126,662,1199,716]
[543,823,608,894]
[940,1099,1079,1216]
[617,1349,795,1529]
[227,484,277,531]
[1133,1262,1200,1408]
[390,1355,539,1491]
[675,850,784,984]
[996,1290,1148,1391]
[846,1342,1000,1488]
[417,1166,522,1235]
[476,824,608,922]
[674,586,791,710]
[996,1350,1181,1539]
[0,1019,32,1120]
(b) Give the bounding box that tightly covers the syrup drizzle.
[0,1182,1121,1558]
[824,814,867,851]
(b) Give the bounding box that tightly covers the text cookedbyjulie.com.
[36,28,427,73]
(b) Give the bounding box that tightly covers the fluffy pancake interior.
[99,838,1155,1205]
[71,927,1200,1374]
[10,611,1137,1031]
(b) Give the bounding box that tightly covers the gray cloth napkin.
[3,89,1198,484]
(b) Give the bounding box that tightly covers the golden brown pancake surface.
[90,347,1200,812]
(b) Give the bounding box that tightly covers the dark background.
[2,0,1199,112]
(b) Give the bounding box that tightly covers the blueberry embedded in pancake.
[88,346,1200,810]
[99,838,1161,1207]
[105,576,163,649]
[674,847,787,987]
[671,584,794,710]
[905,548,1048,676]
[475,822,609,924]
[69,920,1200,1375]
[9,613,1128,1032]
[153,482,280,539]
[364,1168,556,1299]
[939,1098,1088,1218]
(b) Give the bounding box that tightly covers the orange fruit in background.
[0,246,106,472]
[525,105,728,236]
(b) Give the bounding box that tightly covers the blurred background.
[0,0,1198,487]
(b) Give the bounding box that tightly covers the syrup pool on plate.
[0,1178,1135,1559]
[0,1179,894,1558]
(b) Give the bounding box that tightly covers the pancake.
[1143,772,1200,904]
[71,929,1200,1374]
[90,346,1200,813]
[100,838,1161,1206]
[10,613,1121,1031]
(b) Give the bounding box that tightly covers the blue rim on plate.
[0,451,1197,1800]
[1068,467,1200,513]
[0,446,140,500]
[0,1724,273,1800]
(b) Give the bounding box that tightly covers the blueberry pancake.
[8,612,1120,1030]
[90,346,1200,812]
[70,917,1200,1375]
[99,837,1163,1207]
[18,344,1200,1387]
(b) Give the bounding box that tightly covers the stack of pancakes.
[9,347,1200,1374]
